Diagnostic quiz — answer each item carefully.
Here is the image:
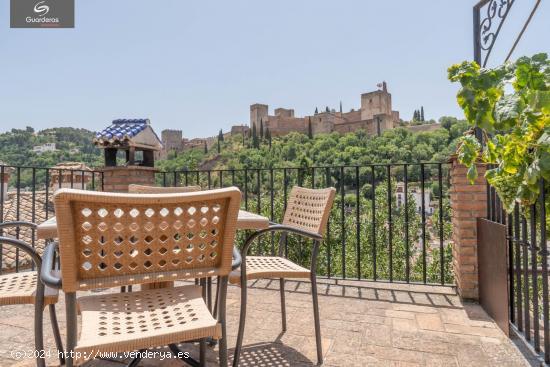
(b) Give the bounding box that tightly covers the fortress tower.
[161,130,183,151]
[250,104,268,130]
[360,81,392,121]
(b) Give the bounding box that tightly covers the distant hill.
[0,126,102,168]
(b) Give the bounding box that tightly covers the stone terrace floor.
[0,278,538,367]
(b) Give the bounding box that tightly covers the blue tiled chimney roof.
[94,119,150,141]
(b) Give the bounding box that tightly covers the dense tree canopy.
[172,121,468,172]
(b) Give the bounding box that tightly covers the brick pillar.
[101,166,158,193]
[449,156,487,300]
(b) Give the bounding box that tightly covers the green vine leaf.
[449,54,550,213]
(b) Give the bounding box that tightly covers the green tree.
[266,128,272,149]
[252,123,259,149]
[439,116,458,130]
[204,141,208,154]
[308,117,313,139]
[260,119,264,139]
[420,106,425,121]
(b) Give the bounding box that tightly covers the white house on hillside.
[395,182,433,215]
[32,143,56,154]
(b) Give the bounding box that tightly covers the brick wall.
[101,166,158,193]
[449,156,487,300]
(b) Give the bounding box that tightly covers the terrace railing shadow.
[247,278,462,309]
[228,341,312,367]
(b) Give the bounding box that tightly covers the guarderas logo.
[25,0,59,25]
[33,1,49,16]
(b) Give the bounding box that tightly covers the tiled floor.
[0,279,536,366]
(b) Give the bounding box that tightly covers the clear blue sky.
[0,0,548,138]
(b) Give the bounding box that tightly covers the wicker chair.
[0,221,64,367]
[41,187,241,367]
[231,186,336,366]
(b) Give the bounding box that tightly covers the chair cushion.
[74,285,219,361]
[0,271,58,306]
[229,256,311,284]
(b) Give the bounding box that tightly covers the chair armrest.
[0,221,37,231]
[41,242,62,289]
[0,236,42,268]
[241,224,323,257]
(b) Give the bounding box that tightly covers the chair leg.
[207,277,213,312]
[311,275,323,365]
[218,276,229,367]
[199,338,206,366]
[126,349,146,367]
[279,278,287,332]
[49,304,65,365]
[34,284,46,367]
[65,293,78,367]
[232,278,246,367]
[213,276,220,318]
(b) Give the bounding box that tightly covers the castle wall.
[266,116,307,136]
[333,120,370,134]
[274,108,294,118]
[231,125,250,135]
[341,110,362,123]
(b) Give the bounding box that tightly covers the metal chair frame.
[0,221,64,367]
[232,224,325,366]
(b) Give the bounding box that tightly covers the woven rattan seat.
[0,271,59,306]
[75,285,219,358]
[229,256,310,284]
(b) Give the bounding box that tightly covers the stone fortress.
[250,82,399,137]
[160,83,400,157]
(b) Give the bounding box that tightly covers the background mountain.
[0,126,102,168]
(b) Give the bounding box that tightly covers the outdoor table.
[37,209,270,240]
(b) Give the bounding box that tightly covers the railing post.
[449,156,487,300]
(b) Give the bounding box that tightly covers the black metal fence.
[0,163,453,286]
[487,179,550,364]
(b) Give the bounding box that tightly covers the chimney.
[93,119,162,192]
[0,163,13,203]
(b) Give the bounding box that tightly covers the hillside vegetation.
[0,126,102,168]
[158,116,468,172]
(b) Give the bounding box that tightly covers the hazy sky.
[0,0,548,138]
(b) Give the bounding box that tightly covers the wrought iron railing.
[488,180,550,364]
[0,163,453,286]
[154,163,453,285]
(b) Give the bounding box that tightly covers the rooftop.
[94,119,150,143]
[1,279,535,367]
